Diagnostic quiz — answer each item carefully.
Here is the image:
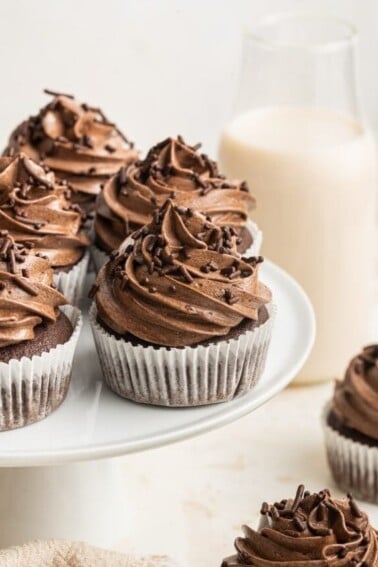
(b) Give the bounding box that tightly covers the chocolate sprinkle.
[44,88,75,99]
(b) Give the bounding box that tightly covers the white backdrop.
[0,0,377,156]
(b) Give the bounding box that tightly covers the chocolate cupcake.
[0,153,90,304]
[0,232,82,430]
[4,89,138,212]
[93,136,260,271]
[222,485,378,565]
[323,345,378,503]
[89,199,274,406]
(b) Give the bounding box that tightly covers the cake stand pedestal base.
[0,261,315,551]
[0,459,127,548]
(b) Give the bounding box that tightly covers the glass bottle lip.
[245,13,358,53]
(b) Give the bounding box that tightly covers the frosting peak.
[222,485,378,566]
[0,153,89,268]
[95,136,255,253]
[4,90,139,209]
[333,344,378,441]
[0,232,66,348]
[93,199,270,347]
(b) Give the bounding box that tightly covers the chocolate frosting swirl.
[222,485,378,566]
[95,136,255,252]
[4,90,138,209]
[0,154,90,268]
[0,232,67,348]
[93,200,270,347]
[332,345,378,441]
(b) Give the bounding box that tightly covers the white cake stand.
[0,260,315,548]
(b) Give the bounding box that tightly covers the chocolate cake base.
[91,301,273,406]
[94,235,112,256]
[237,226,253,254]
[327,410,378,448]
[0,311,73,364]
[53,252,85,274]
[98,305,269,349]
[70,189,97,214]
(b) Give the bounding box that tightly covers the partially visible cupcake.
[222,485,378,565]
[323,345,378,503]
[0,232,82,430]
[93,136,260,271]
[4,89,139,212]
[0,153,90,304]
[90,199,274,406]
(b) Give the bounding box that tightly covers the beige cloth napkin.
[0,540,175,567]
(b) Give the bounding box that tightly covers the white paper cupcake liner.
[89,302,275,407]
[322,402,378,503]
[243,219,263,257]
[91,243,110,273]
[53,249,90,305]
[0,306,82,431]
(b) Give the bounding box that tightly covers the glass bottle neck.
[235,14,364,124]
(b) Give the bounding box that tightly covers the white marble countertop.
[112,381,378,566]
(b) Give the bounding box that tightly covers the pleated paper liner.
[90,244,109,274]
[53,250,90,306]
[90,303,275,407]
[243,219,263,257]
[0,305,83,431]
[322,402,378,504]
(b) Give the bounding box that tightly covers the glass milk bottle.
[219,15,377,383]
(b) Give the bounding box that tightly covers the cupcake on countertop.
[93,136,259,270]
[0,232,82,430]
[324,345,378,503]
[4,89,138,211]
[90,199,274,406]
[222,485,378,566]
[0,153,90,304]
